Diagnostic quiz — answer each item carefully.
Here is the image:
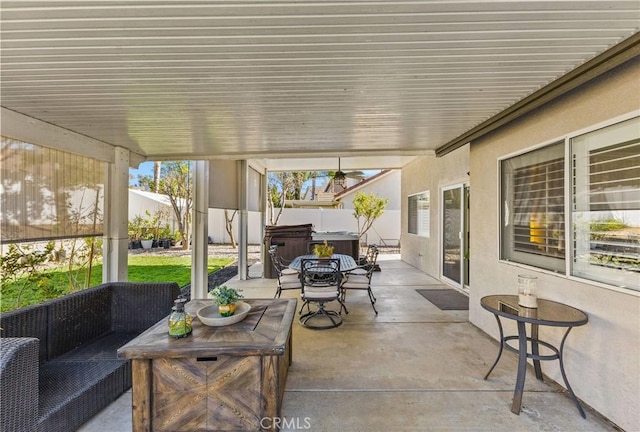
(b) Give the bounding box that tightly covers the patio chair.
[268,246,301,298]
[299,258,345,329]
[341,248,379,314]
[353,245,380,275]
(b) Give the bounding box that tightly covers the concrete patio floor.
[78,256,619,432]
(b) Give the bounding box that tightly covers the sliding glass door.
[442,184,470,289]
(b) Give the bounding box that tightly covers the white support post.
[191,160,210,299]
[238,161,249,280]
[103,147,129,282]
[261,169,268,274]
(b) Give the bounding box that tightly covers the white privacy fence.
[277,209,400,246]
[128,192,400,246]
[207,208,400,246]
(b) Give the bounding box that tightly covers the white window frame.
[569,116,640,291]
[498,111,640,293]
[499,141,566,273]
[408,190,430,238]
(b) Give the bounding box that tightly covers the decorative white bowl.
[184,299,212,318]
[197,301,251,327]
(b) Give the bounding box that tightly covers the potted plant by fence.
[141,235,154,250]
[209,285,243,317]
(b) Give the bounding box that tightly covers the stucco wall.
[400,146,469,277]
[469,59,640,430]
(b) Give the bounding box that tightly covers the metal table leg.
[511,320,528,415]
[558,327,587,419]
[530,323,544,381]
[484,314,505,380]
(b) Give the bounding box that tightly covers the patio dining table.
[288,254,358,273]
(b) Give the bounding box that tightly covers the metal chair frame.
[268,246,301,298]
[341,246,379,314]
[299,258,346,329]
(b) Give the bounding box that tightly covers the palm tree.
[153,161,162,193]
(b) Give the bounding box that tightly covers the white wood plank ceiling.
[1,1,639,168]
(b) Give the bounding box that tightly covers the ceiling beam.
[436,32,640,157]
[1,107,145,166]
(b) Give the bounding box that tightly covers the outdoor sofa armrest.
[0,337,39,432]
[111,282,181,332]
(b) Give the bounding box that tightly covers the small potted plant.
[141,234,154,250]
[209,285,243,317]
[313,240,334,258]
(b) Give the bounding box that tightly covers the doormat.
[415,288,469,310]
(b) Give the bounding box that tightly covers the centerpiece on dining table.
[313,240,334,258]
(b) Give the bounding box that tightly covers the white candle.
[519,292,538,308]
[517,274,538,308]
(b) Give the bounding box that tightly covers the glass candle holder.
[517,274,538,308]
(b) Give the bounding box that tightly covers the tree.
[266,169,342,224]
[352,192,389,243]
[287,171,311,200]
[267,172,286,225]
[155,162,192,249]
[153,161,162,193]
[137,161,192,249]
[266,171,319,224]
[0,242,54,309]
[224,209,238,248]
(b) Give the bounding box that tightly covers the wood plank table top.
[117,298,297,360]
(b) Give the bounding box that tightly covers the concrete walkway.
[79,256,617,431]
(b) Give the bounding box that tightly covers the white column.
[103,147,129,282]
[260,170,268,274]
[191,160,210,299]
[238,161,249,280]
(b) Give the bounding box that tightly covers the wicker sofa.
[0,282,180,432]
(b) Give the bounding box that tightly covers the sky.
[129,161,154,186]
[129,161,379,190]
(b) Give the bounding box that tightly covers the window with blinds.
[408,191,430,237]
[1,138,105,243]
[500,142,565,272]
[571,116,639,290]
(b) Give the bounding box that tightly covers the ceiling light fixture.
[334,158,347,188]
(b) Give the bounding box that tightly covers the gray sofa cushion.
[50,331,138,362]
[38,361,126,432]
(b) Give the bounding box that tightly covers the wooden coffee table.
[118,298,296,432]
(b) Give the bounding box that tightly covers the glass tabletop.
[481,295,588,327]
[288,254,358,272]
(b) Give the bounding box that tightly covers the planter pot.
[218,303,236,317]
[141,239,153,249]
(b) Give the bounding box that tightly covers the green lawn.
[0,255,234,312]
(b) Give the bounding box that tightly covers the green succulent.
[209,285,243,305]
